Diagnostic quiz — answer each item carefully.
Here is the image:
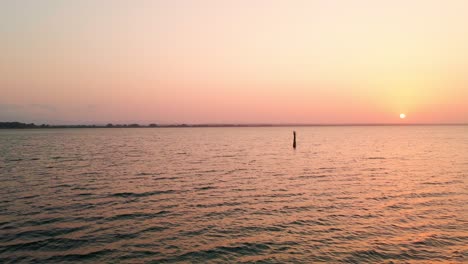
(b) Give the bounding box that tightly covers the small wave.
[18,195,40,200]
[200,169,217,173]
[161,243,271,262]
[215,154,236,158]
[110,190,175,198]
[105,211,169,221]
[71,186,99,191]
[422,180,462,185]
[297,175,327,179]
[342,246,451,263]
[180,226,214,237]
[80,172,99,175]
[1,226,84,243]
[44,202,101,212]
[272,173,285,176]
[367,195,392,201]
[77,192,93,196]
[238,225,284,233]
[141,226,167,233]
[195,186,215,191]
[223,168,247,175]
[410,234,459,247]
[117,250,158,261]
[0,237,90,254]
[20,217,67,227]
[154,176,179,181]
[385,202,413,209]
[318,167,336,170]
[361,167,386,172]
[194,201,243,208]
[54,184,73,188]
[289,219,329,226]
[402,191,457,199]
[7,158,23,162]
[44,249,116,262]
[265,193,304,198]
[231,188,256,192]
[135,172,159,176]
[342,249,399,263]
[203,208,246,218]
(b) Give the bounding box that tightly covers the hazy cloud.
[29,104,57,112]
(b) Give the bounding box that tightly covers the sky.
[1,0,467,124]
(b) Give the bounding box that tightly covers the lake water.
[0,126,467,263]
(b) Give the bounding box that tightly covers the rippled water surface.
[0,126,467,263]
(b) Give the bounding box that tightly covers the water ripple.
[1,126,467,263]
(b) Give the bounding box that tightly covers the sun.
[400,113,406,119]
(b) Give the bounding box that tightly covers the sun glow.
[400,113,406,119]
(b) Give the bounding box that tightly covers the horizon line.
[1,121,467,128]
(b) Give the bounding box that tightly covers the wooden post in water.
[293,131,296,149]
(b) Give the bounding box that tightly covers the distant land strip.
[0,122,467,129]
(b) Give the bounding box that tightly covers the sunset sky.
[1,0,467,124]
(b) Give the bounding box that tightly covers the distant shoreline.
[1,121,467,129]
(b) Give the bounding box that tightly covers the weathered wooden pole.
[293,131,296,149]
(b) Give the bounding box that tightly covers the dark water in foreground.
[0,126,467,263]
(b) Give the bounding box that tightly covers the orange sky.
[1,0,467,124]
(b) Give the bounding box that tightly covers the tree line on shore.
[0,122,159,129]
[0,122,258,129]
